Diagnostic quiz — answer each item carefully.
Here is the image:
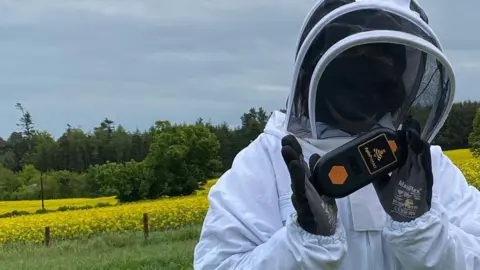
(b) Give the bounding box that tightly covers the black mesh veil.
[284,0,455,143]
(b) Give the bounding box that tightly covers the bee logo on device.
[373,148,386,161]
[358,134,397,175]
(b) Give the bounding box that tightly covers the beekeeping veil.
[284,0,455,146]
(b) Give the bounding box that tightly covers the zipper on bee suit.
[366,232,374,270]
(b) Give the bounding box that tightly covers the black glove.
[281,135,338,236]
[373,128,434,222]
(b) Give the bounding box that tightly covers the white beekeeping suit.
[194,0,480,269]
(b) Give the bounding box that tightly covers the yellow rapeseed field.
[444,149,480,188]
[0,179,217,244]
[0,195,210,244]
[0,196,118,215]
[0,149,479,244]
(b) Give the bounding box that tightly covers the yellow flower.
[0,196,117,215]
[0,179,217,244]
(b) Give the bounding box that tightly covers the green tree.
[469,108,480,157]
[57,127,89,172]
[144,121,221,198]
[15,103,35,137]
[434,101,480,150]
[111,125,133,163]
[28,131,58,171]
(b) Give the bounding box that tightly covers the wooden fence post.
[143,213,149,239]
[45,226,50,246]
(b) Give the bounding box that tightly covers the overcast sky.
[0,0,477,138]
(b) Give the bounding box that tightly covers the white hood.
[284,0,455,144]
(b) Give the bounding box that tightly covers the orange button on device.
[388,140,398,152]
[328,166,348,185]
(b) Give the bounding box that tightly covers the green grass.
[0,226,202,270]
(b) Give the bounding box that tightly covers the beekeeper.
[194,0,480,269]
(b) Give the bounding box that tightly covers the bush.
[144,121,221,198]
[85,161,151,203]
[0,210,30,218]
[1,165,92,201]
[0,165,22,200]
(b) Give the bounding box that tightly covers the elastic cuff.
[384,197,443,234]
[288,213,346,245]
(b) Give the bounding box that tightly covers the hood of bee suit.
[283,0,456,154]
[281,0,456,232]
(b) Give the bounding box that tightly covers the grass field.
[0,226,201,270]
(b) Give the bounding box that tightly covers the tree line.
[0,101,479,202]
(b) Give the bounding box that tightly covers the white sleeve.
[193,134,348,270]
[383,146,480,269]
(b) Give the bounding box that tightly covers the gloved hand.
[372,128,433,222]
[281,135,338,236]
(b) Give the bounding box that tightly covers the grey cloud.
[0,0,477,137]
[421,0,480,50]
